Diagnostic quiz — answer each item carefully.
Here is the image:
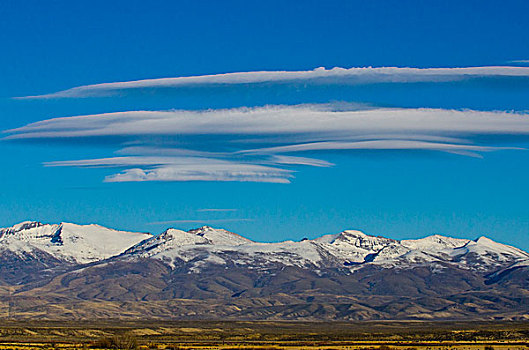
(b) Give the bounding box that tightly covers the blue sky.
[2,0,529,247]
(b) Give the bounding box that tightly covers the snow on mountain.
[311,230,400,265]
[124,226,251,253]
[187,226,253,245]
[402,234,469,251]
[123,226,323,269]
[120,226,529,273]
[1,221,527,273]
[379,235,473,265]
[0,221,152,264]
[450,236,529,270]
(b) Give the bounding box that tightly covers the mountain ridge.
[0,220,527,271]
[0,220,528,320]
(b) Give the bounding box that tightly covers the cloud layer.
[7,105,529,139]
[5,104,529,182]
[105,164,292,183]
[44,156,294,183]
[18,66,529,99]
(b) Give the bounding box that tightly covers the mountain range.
[0,221,528,320]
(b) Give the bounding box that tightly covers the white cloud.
[196,209,237,212]
[104,164,292,183]
[44,155,293,183]
[149,218,251,225]
[44,156,234,168]
[241,140,520,158]
[270,155,334,167]
[17,66,529,99]
[6,104,529,183]
[116,146,228,158]
[6,105,529,140]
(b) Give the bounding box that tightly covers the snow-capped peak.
[474,235,511,247]
[401,234,469,251]
[190,225,215,233]
[122,226,254,263]
[332,229,396,251]
[451,235,529,267]
[1,221,527,273]
[119,227,529,272]
[159,228,209,245]
[187,226,253,245]
[467,236,529,258]
[0,221,44,237]
[0,221,152,264]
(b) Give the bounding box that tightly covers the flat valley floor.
[0,321,528,350]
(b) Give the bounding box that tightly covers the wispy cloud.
[17,66,529,99]
[148,218,252,225]
[241,140,521,158]
[269,155,334,167]
[44,157,293,183]
[104,164,292,183]
[197,209,237,212]
[509,60,529,64]
[6,105,529,140]
[5,104,529,183]
[44,156,206,168]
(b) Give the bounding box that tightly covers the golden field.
[0,321,527,350]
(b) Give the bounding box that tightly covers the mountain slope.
[116,226,529,274]
[0,221,152,284]
[0,221,528,320]
[0,221,152,264]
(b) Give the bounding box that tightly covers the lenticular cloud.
[4,104,529,183]
[18,65,529,99]
[7,105,529,139]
